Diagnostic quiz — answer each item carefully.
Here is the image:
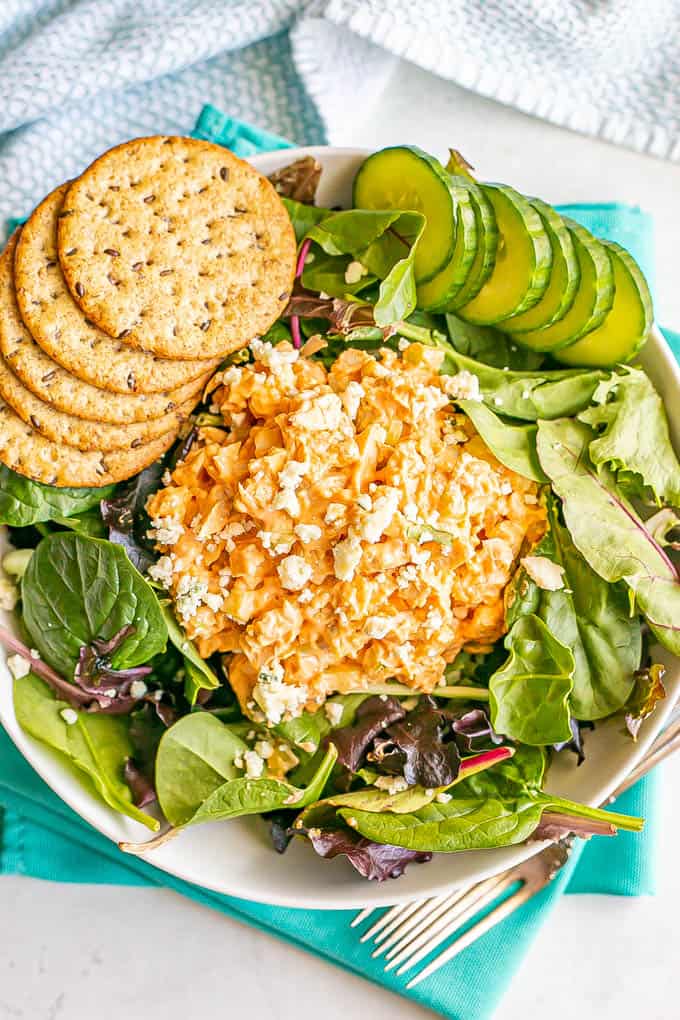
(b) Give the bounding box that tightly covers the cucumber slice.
[457,184,552,324]
[353,146,458,283]
[445,184,498,310]
[502,198,580,333]
[416,183,477,310]
[555,241,653,367]
[513,220,614,352]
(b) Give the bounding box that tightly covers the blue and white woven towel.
[0,0,679,228]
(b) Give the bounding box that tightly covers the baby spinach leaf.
[156,710,338,828]
[443,351,605,422]
[337,765,642,853]
[445,314,544,370]
[0,464,114,528]
[506,498,641,719]
[52,509,108,538]
[275,710,330,753]
[281,197,331,244]
[161,603,220,707]
[537,418,680,656]
[578,367,680,508]
[155,713,247,826]
[189,745,337,827]
[374,254,417,327]
[458,399,547,482]
[21,533,167,679]
[489,615,574,745]
[14,672,158,830]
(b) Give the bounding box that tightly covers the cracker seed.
[0,234,210,424]
[57,136,296,358]
[14,186,218,394]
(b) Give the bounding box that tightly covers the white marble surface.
[2,57,680,1020]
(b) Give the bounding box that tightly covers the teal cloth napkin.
[1,108,677,1020]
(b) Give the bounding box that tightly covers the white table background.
[1,58,679,1020]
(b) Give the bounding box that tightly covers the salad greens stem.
[348,681,490,701]
[0,623,90,706]
[290,237,313,350]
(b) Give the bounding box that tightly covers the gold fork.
[351,713,680,989]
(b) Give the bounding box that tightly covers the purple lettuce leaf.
[377,696,462,788]
[305,826,432,881]
[268,156,322,204]
[284,292,383,336]
[123,758,156,808]
[100,461,165,572]
[553,717,594,765]
[263,809,298,854]
[331,695,405,773]
[123,699,177,808]
[74,625,152,712]
[451,707,504,753]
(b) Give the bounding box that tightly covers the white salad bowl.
[0,146,679,909]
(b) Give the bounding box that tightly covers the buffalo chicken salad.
[1,144,678,882]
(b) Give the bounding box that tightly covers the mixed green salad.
[0,147,678,882]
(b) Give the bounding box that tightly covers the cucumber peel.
[502,198,580,333]
[353,146,459,283]
[416,181,477,310]
[555,241,653,367]
[457,183,553,324]
[513,220,614,352]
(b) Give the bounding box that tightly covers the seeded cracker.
[57,137,296,359]
[0,352,195,452]
[15,184,219,394]
[0,235,210,424]
[0,396,175,487]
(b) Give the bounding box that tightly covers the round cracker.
[15,184,219,394]
[0,352,196,452]
[0,397,175,487]
[0,235,210,424]
[57,136,296,359]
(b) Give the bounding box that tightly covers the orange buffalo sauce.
[146,341,546,724]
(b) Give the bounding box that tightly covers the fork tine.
[359,901,416,943]
[384,872,513,973]
[405,882,537,988]
[351,907,375,928]
[371,889,468,958]
[368,897,438,947]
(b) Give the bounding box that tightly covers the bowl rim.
[0,145,678,910]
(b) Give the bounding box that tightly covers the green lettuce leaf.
[303,208,425,325]
[537,418,680,656]
[578,366,680,508]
